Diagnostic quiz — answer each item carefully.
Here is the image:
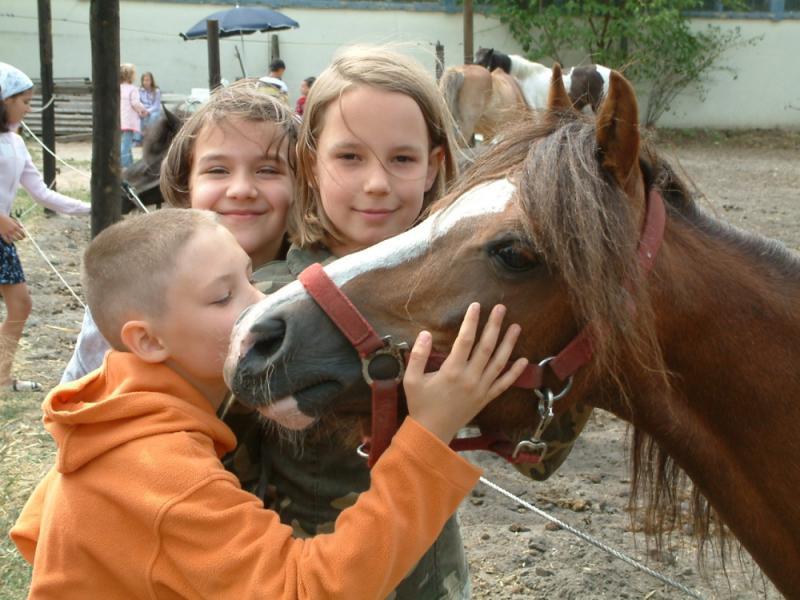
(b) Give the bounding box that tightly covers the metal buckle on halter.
[361,335,409,385]
[512,388,554,459]
[533,355,574,401]
[512,357,574,460]
[356,442,370,459]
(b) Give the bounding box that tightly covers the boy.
[11,209,527,599]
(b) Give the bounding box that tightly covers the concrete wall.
[1,1,798,128]
[659,18,800,128]
[0,0,518,105]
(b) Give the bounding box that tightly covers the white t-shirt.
[0,129,90,217]
[258,76,289,94]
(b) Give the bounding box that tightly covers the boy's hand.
[403,303,528,444]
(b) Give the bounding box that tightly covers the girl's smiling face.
[188,118,292,267]
[312,85,441,257]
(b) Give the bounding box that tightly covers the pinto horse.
[439,64,529,146]
[226,67,800,596]
[476,47,610,112]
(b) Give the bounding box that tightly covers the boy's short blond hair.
[290,45,459,249]
[120,63,136,84]
[82,209,220,350]
[160,79,299,208]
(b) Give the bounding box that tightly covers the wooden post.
[89,0,121,237]
[37,0,57,209]
[463,0,474,65]
[270,34,280,64]
[435,41,445,81]
[207,19,221,90]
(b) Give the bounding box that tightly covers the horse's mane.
[430,111,797,562]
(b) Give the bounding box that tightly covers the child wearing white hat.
[0,62,90,391]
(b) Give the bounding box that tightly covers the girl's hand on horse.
[0,215,25,244]
[404,303,528,444]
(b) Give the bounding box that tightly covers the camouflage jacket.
[224,244,592,599]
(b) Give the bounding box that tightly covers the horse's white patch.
[595,65,611,97]
[258,396,317,430]
[225,178,516,371]
[327,177,516,286]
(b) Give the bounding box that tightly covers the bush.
[485,0,759,126]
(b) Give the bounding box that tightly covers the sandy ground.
[2,131,799,599]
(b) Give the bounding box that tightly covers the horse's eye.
[490,242,537,272]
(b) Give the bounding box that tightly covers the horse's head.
[475,47,512,74]
[226,66,660,441]
[475,47,495,69]
[141,107,184,161]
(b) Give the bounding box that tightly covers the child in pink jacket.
[119,63,147,169]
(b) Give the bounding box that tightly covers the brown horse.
[439,64,529,146]
[226,67,800,597]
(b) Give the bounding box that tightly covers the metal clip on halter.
[512,356,574,460]
[357,335,409,459]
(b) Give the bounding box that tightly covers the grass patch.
[0,390,56,599]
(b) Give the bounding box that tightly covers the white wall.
[658,19,800,128]
[1,1,798,128]
[0,0,519,106]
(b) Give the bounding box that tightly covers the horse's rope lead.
[21,125,705,600]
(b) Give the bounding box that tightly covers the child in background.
[11,207,528,599]
[0,63,90,392]
[119,63,147,168]
[61,80,295,382]
[294,76,315,117]
[133,71,161,146]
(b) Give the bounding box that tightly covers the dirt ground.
[1,131,798,599]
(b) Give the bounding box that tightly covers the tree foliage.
[485,0,758,125]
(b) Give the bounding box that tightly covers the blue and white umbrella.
[181,4,299,77]
[180,5,299,40]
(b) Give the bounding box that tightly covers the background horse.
[476,47,609,112]
[226,67,800,597]
[439,64,529,147]
[120,106,184,213]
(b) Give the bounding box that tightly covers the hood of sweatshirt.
[44,351,237,474]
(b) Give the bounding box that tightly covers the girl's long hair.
[140,71,158,90]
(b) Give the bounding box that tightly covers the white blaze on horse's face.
[225,178,517,383]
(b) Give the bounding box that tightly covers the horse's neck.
[507,56,552,109]
[508,55,550,80]
[656,217,800,404]
[613,217,800,591]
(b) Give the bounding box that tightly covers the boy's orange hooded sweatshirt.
[10,352,481,599]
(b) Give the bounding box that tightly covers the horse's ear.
[547,63,573,113]
[595,70,640,188]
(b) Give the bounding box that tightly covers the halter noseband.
[297,188,666,467]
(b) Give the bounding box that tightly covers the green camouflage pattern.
[224,243,586,599]
[511,401,593,481]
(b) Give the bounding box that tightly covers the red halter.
[298,188,666,467]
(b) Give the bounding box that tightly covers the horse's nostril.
[249,318,286,360]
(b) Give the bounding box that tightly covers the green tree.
[485,0,758,126]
